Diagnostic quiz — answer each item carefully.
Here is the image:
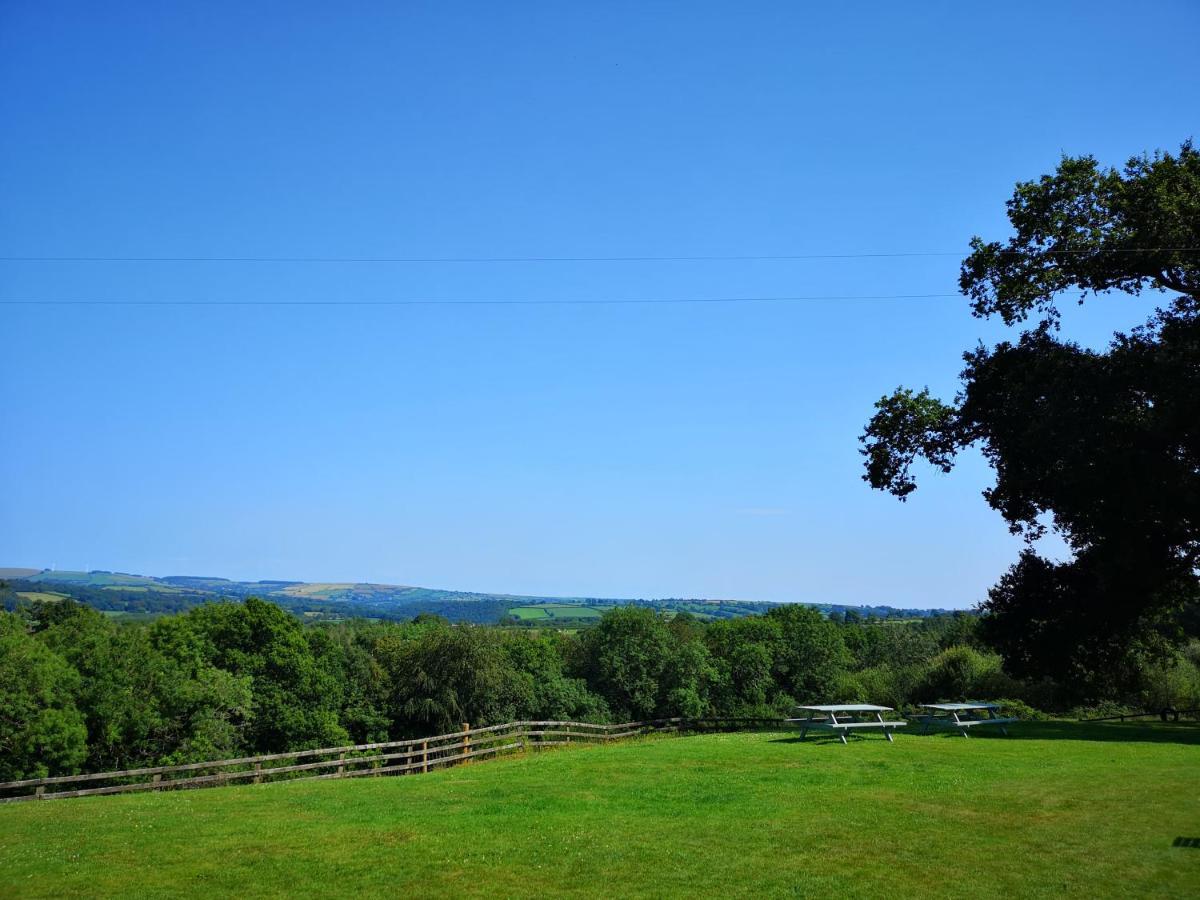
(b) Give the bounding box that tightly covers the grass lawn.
[1,722,1198,898]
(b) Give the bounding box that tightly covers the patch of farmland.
[28,570,163,588]
[15,591,70,603]
[511,604,607,621]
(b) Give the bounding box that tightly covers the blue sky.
[2,2,1196,607]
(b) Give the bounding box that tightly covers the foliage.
[11,593,1200,779]
[861,142,1200,693]
[1138,642,1200,713]
[916,646,1002,701]
[959,143,1199,326]
[176,599,351,751]
[374,623,528,735]
[764,604,851,702]
[0,612,88,780]
[703,616,789,715]
[576,607,680,720]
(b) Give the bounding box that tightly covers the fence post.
[152,774,162,791]
[462,723,471,765]
[253,763,262,785]
[35,786,45,800]
[421,740,428,773]
[337,753,345,777]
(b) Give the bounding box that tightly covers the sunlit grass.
[1,722,1197,898]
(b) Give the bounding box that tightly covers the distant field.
[99,610,165,623]
[1,722,1196,898]
[276,582,356,599]
[14,591,69,603]
[510,603,607,621]
[274,583,424,601]
[27,570,161,588]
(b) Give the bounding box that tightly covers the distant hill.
[0,568,42,579]
[2,567,952,625]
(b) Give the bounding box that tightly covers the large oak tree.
[861,142,1199,697]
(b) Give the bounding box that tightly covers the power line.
[0,248,1196,264]
[0,292,961,307]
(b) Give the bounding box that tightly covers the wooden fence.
[0,717,785,804]
[1079,706,1200,723]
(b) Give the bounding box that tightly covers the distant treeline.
[5,593,1197,783]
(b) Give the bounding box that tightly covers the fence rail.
[0,717,782,804]
[1079,707,1200,723]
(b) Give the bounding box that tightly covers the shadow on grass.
[765,720,1200,746]
[766,732,900,746]
[972,720,1200,745]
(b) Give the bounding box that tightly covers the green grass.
[1,723,1197,898]
[510,603,606,621]
[13,591,69,603]
[97,610,166,623]
[27,570,161,588]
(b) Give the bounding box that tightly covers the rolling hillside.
[2,567,951,625]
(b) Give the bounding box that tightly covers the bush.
[916,646,1002,702]
[1070,700,1136,720]
[1139,649,1200,713]
[989,698,1048,720]
[844,662,916,710]
[830,671,866,704]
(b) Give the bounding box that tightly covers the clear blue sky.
[2,2,1196,607]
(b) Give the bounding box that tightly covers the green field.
[510,603,607,621]
[26,570,162,588]
[13,591,69,603]
[1,722,1197,898]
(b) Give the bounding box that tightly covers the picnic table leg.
[952,711,968,738]
[987,707,1009,736]
[800,712,814,741]
[875,711,894,742]
[830,711,847,744]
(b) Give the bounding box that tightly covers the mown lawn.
[1,722,1198,898]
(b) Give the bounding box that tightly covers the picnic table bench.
[786,704,907,744]
[915,703,1016,737]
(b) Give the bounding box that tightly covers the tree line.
[5,596,1198,782]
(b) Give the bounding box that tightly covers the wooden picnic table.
[786,704,907,744]
[916,702,1016,737]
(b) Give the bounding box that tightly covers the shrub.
[830,671,866,704]
[916,646,1002,702]
[1139,649,1200,713]
[989,698,1048,720]
[1070,700,1136,720]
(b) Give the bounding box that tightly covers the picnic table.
[786,704,907,744]
[915,703,1016,737]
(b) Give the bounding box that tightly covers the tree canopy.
[861,142,1200,695]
